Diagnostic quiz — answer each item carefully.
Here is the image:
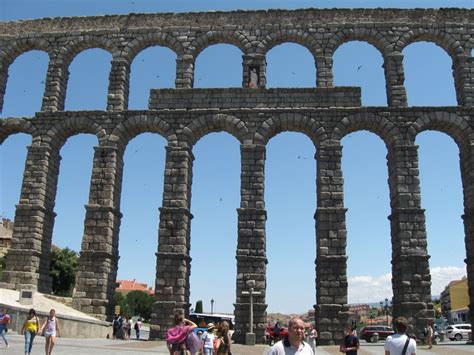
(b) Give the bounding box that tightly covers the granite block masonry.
[1,7,474,344]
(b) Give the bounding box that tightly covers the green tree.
[195,300,203,313]
[49,247,79,296]
[369,308,377,324]
[433,299,442,318]
[115,292,132,318]
[125,290,154,321]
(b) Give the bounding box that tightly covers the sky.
[1,0,473,315]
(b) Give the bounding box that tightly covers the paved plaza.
[2,334,474,354]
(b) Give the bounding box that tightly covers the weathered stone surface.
[1,6,473,344]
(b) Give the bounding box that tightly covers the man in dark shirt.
[273,322,281,344]
[341,325,359,355]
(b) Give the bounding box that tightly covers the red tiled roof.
[116,279,154,295]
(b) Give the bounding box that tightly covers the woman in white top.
[40,309,61,355]
[202,323,216,355]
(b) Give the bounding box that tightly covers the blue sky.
[1,0,472,314]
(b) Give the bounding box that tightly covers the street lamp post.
[211,299,214,314]
[242,280,261,346]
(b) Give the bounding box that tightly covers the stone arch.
[56,37,117,110]
[254,112,327,147]
[258,29,321,58]
[43,115,106,149]
[181,113,250,147]
[109,114,174,150]
[331,112,402,148]
[0,118,36,144]
[396,29,465,59]
[326,28,389,57]
[407,112,473,150]
[0,39,54,112]
[0,38,54,68]
[122,33,185,63]
[57,35,118,68]
[190,31,251,59]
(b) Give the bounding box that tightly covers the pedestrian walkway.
[2,334,332,354]
[342,342,474,355]
[2,334,473,354]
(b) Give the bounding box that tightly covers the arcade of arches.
[0,7,473,345]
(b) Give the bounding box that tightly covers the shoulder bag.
[401,336,410,355]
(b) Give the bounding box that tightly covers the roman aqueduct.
[0,7,473,344]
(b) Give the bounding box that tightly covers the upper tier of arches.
[0,9,472,113]
[1,27,470,79]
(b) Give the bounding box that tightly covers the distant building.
[0,218,13,258]
[349,304,371,313]
[116,279,154,295]
[440,277,469,324]
[348,304,370,324]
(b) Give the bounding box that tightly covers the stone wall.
[0,7,473,344]
[149,88,361,110]
[4,305,111,338]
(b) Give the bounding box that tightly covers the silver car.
[446,324,471,341]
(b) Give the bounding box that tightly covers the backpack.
[423,327,428,336]
[134,322,139,330]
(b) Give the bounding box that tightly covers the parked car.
[265,325,288,344]
[446,324,471,341]
[359,325,395,343]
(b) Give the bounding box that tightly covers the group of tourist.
[164,312,420,355]
[338,316,418,355]
[24,308,61,355]
[1,307,60,354]
[112,315,142,340]
[200,321,231,355]
[18,308,60,355]
[0,304,428,355]
[268,315,417,355]
[166,312,231,355]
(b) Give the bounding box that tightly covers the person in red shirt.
[0,307,11,348]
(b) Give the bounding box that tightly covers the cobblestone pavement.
[2,334,474,354]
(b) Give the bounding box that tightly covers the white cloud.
[348,273,392,304]
[430,266,466,295]
[348,266,466,304]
